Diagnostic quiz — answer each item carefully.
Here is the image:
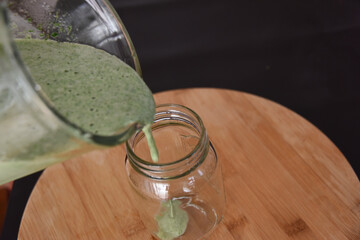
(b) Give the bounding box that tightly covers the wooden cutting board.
[19,88,360,239]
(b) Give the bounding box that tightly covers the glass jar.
[125,104,226,240]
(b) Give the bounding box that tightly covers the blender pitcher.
[0,0,148,184]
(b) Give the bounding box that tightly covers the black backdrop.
[112,0,360,174]
[1,0,359,239]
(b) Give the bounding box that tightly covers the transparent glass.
[0,0,142,184]
[125,104,226,240]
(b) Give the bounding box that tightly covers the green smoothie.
[155,199,189,240]
[15,39,158,161]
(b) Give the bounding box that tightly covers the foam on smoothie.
[15,39,159,160]
[16,39,152,134]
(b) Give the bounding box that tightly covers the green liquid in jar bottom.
[155,199,189,240]
[15,39,158,161]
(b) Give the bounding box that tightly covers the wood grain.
[19,88,360,239]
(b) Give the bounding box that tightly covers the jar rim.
[125,103,207,168]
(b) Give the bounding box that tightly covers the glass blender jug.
[0,0,151,184]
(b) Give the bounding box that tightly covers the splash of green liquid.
[155,199,189,240]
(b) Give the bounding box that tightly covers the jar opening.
[126,104,209,179]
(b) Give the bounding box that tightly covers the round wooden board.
[19,88,360,239]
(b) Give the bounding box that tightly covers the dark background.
[113,0,359,174]
[1,0,359,239]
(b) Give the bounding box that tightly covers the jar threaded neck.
[126,104,209,180]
